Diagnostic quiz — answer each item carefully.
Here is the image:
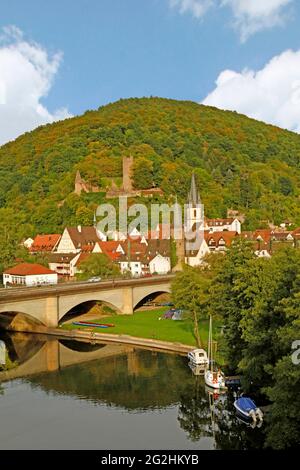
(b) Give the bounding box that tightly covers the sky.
[1,0,300,145]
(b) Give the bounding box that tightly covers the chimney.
[77,225,82,233]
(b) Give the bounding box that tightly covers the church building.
[184,173,240,266]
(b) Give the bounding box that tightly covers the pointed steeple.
[188,173,201,206]
[93,211,97,227]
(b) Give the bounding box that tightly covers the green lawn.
[60,308,223,349]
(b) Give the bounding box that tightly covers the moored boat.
[188,362,206,376]
[234,397,264,425]
[187,348,209,365]
[204,316,226,390]
[205,369,226,389]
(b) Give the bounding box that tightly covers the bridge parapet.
[0,275,174,330]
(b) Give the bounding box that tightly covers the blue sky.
[1,0,300,144]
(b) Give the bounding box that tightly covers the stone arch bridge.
[0,275,173,328]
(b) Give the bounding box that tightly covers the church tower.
[185,173,204,233]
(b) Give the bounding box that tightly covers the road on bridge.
[0,274,175,301]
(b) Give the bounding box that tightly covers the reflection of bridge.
[0,275,173,328]
[0,334,134,383]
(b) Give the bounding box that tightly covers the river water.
[0,332,265,450]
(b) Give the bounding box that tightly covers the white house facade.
[3,263,58,288]
[149,254,171,274]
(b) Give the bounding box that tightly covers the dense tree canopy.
[77,253,120,281]
[172,243,300,449]
[1,97,300,247]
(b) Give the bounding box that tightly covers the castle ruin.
[75,155,163,198]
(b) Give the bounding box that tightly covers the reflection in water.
[0,340,6,365]
[0,332,267,450]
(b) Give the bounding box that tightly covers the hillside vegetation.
[1,97,300,244]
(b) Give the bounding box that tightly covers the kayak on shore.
[72,321,115,328]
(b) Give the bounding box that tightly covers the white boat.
[204,316,226,390]
[187,348,209,365]
[205,369,226,389]
[188,362,206,376]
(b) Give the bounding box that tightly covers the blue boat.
[234,397,263,423]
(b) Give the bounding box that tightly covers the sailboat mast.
[210,316,213,372]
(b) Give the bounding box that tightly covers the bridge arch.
[132,285,171,311]
[0,310,47,330]
[58,292,123,323]
[0,276,173,327]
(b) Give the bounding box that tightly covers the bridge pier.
[122,287,134,315]
[46,340,60,372]
[45,297,59,328]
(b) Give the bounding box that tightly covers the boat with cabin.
[187,348,209,366]
[204,316,226,390]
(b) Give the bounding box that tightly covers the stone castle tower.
[74,170,87,195]
[75,154,162,199]
[122,155,134,192]
[74,170,100,195]
[106,155,136,198]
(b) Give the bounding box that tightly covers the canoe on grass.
[73,321,115,328]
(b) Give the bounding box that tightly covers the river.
[0,331,265,450]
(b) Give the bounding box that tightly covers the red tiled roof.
[66,226,101,249]
[99,241,121,251]
[105,251,122,261]
[253,229,272,243]
[4,263,56,276]
[73,253,90,267]
[98,241,124,261]
[30,234,61,252]
[119,239,171,263]
[204,231,238,247]
[48,253,77,264]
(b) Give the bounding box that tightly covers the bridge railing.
[0,274,176,300]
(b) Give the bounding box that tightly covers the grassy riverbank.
[60,308,223,350]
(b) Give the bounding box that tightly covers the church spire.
[188,173,201,206]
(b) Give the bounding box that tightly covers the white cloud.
[0,26,72,146]
[202,49,300,133]
[222,0,293,42]
[169,0,294,40]
[169,0,214,19]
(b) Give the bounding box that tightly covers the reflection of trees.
[177,378,211,442]
[213,394,264,450]
[177,384,265,450]
[0,352,18,372]
[0,332,273,449]
[27,351,196,411]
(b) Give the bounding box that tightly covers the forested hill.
[1,97,300,241]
